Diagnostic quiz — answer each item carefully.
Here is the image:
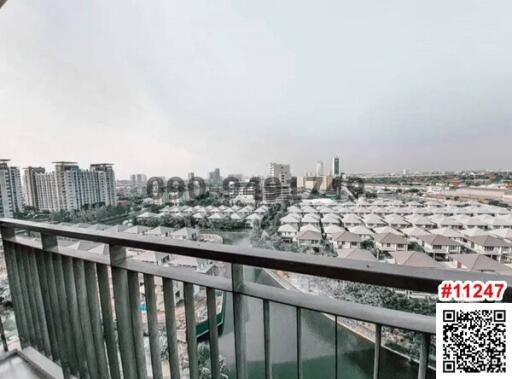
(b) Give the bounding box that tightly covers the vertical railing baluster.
[297,308,303,379]
[417,333,430,379]
[163,278,180,379]
[207,287,220,379]
[334,316,338,379]
[232,264,247,379]
[54,253,79,375]
[27,247,51,356]
[0,312,7,352]
[263,299,272,379]
[184,282,198,379]
[373,324,382,379]
[84,261,110,377]
[1,232,29,348]
[144,274,163,379]
[42,233,71,379]
[110,245,137,379]
[21,246,44,352]
[97,263,122,379]
[35,248,60,361]
[62,255,88,378]
[16,245,37,348]
[75,258,100,379]
[127,270,148,379]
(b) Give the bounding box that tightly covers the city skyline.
[2,1,512,178]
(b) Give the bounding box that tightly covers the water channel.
[210,231,435,379]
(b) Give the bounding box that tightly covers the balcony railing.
[1,218,511,379]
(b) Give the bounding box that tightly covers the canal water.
[211,231,435,379]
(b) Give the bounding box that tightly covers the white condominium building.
[30,162,117,212]
[0,160,25,217]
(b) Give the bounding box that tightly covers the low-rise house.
[374,232,408,253]
[280,214,301,228]
[418,234,462,258]
[337,248,377,262]
[324,224,345,240]
[278,224,298,242]
[299,224,322,233]
[131,251,171,265]
[448,254,512,275]
[67,240,109,255]
[171,227,199,241]
[488,217,512,230]
[466,235,512,261]
[147,226,175,238]
[434,216,462,230]
[490,228,512,243]
[294,229,323,247]
[341,214,363,228]
[301,213,321,227]
[430,227,465,243]
[389,251,441,268]
[384,214,410,229]
[373,226,402,236]
[348,225,373,241]
[321,214,341,226]
[124,225,152,235]
[401,227,430,241]
[461,216,489,229]
[408,216,435,229]
[363,214,386,229]
[331,231,363,250]
[461,227,489,238]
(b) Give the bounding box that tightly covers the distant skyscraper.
[130,174,147,186]
[23,166,46,209]
[315,161,324,177]
[332,156,340,177]
[187,172,195,181]
[0,159,24,217]
[208,168,222,186]
[268,162,291,183]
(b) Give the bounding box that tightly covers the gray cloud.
[1,0,511,178]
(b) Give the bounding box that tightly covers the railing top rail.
[2,218,512,297]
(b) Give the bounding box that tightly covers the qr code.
[437,303,512,378]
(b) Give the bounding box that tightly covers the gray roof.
[419,234,461,246]
[374,232,407,244]
[337,248,377,262]
[467,235,512,248]
[448,254,512,275]
[390,251,441,268]
[295,229,323,241]
[331,231,362,243]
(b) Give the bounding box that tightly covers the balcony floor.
[0,355,43,379]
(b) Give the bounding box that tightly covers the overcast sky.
[1,1,511,179]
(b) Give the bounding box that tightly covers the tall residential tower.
[0,159,25,217]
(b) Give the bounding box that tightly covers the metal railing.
[1,218,511,379]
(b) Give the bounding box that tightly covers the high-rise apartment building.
[315,160,324,177]
[0,160,25,217]
[268,162,291,184]
[23,166,46,209]
[31,162,117,212]
[332,156,340,177]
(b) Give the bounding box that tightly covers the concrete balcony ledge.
[0,347,65,379]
